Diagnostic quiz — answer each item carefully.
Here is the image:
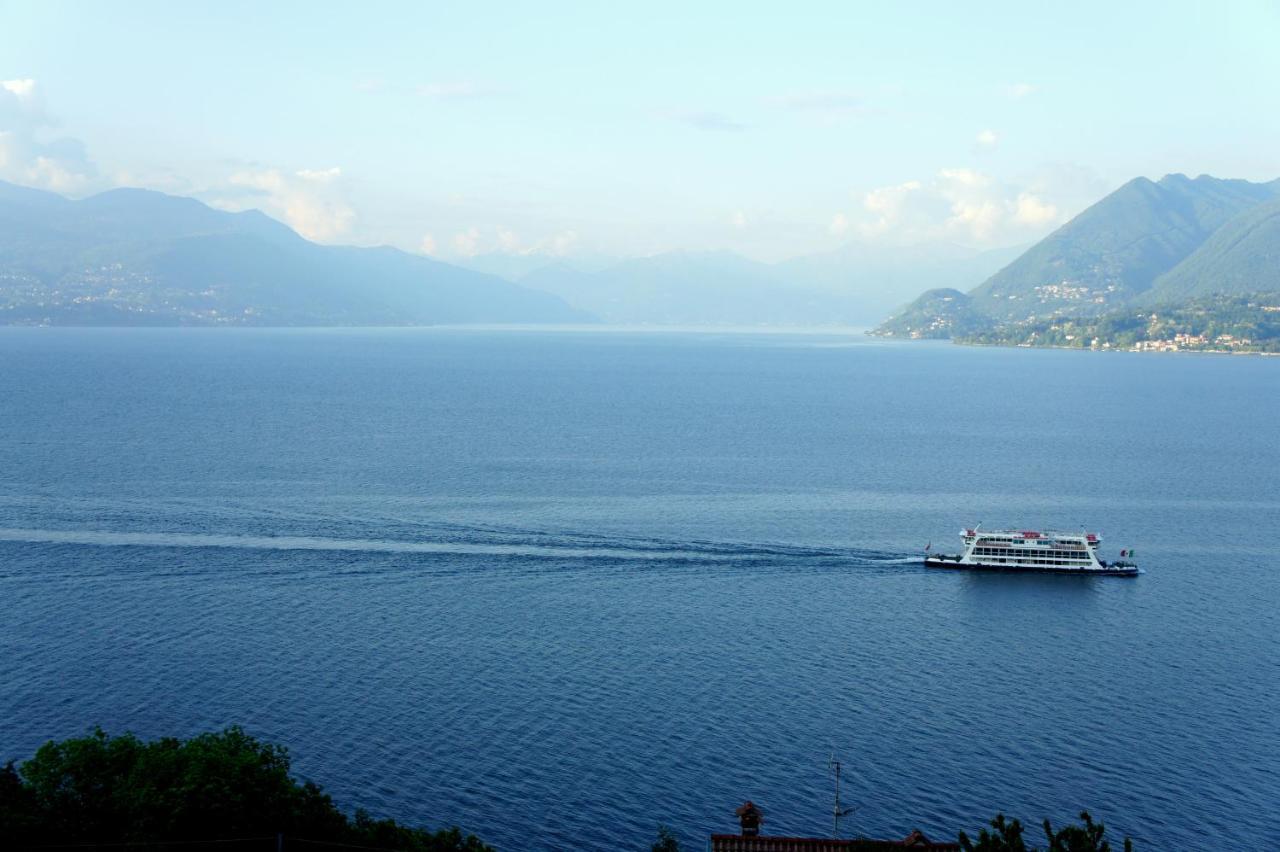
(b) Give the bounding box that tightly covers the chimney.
[734,801,763,837]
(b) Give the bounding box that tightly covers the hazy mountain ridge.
[875,173,1280,339]
[0,182,586,326]
[518,250,824,325]
[477,242,1022,326]
[13,172,1274,332]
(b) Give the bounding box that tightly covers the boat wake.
[0,525,916,571]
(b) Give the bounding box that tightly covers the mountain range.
[0,181,584,325]
[463,242,1024,326]
[1,179,1022,328]
[877,173,1280,338]
[7,173,1275,331]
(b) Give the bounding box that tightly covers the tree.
[1042,811,1132,852]
[958,813,1029,852]
[651,824,682,852]
[0,762,38,847]
[0,727,491,851]
[959,811,1132,852]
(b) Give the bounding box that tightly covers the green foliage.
[959,811,1132,852]
[0,727,491,851]
[959,813,1030,851]
[651,823,682,851]
[1151,196,1280,300]
[1042,811,1132,852]
[0,762,37,841]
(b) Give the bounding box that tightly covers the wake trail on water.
[0,526,919,570]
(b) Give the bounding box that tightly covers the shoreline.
[954,339,1280,356]
[868,335,1280,356]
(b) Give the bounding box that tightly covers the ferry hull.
[924,556,1139,576]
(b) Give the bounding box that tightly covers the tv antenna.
[828,752,857,839]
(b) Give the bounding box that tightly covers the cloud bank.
[423,225,580,259]
[214,166,356,242]
[0,78,97,192]
[845,167,1065,245]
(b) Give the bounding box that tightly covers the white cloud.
[496,227,522,253]
[828,212,850,235]
[730,210,747,228]
[937,168,989,188]
[22,154,87,192]
[223,166,355,242]
[855,168,1069,245]
[452,227,482,256]
[296,166,341,183]
[1013,192,1058,226]
[975,129,999,148]
[443,225,578,258]
[545,229,578,255]
[0,78,96,193]
[419,233,438,255]
[947,198,1004,241]
[1006,82,1036,99]
[861,179,937,234]
[1,78,37,100]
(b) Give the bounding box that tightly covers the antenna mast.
[828,753,855,838]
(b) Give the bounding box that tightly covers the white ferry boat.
[924,527,1139,576]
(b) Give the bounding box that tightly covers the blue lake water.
[1,328,1277,851]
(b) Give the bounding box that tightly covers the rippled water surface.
[1,328,1277,850]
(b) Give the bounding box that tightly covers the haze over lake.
[2,328,1276,850]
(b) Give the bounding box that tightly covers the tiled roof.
[710,832,960,852]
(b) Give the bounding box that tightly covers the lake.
[1,327,1277,850]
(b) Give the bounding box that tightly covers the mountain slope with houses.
[873,173,1280,345]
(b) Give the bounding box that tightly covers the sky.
[2,0,1279,262]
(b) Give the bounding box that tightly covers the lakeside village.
[958,293,1280,354]
[1123,330,1262,353]
[1016,325,1266,353]
[0,266,254,325]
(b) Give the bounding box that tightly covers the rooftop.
[710,831,959,851]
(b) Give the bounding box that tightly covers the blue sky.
[2,0,1278,261]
